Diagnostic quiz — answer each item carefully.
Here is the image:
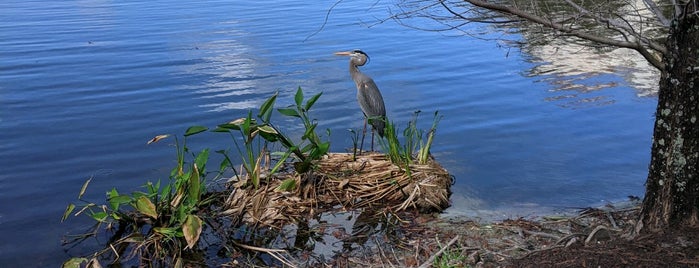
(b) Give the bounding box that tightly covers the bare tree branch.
[462,0,665,70]
[643,0,671,26]
[560,0,666,56]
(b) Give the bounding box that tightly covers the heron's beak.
[334,51,352,56]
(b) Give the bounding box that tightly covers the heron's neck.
[349,63,361,84]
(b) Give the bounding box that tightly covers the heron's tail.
[369,116,385,137]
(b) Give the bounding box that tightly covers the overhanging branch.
[461,0,666,70]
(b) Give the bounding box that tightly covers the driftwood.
[221,152,452,227]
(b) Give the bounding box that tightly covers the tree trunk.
[637,5,699,232]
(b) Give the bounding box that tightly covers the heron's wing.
[358,79,386,117]
[357,79,386,137]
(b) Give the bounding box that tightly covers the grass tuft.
[380,110,442,166]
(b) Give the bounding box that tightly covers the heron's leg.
[370,129,375,151]
[359,117,367,154]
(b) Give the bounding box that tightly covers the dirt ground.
[325,202,699,267]
[513,226,699,268]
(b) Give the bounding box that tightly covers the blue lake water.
[0,0,657,266]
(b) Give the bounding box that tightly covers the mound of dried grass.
[221,152,452,227]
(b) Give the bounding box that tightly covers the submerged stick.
[233,241,297,268]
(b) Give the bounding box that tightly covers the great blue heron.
[334,50,386,151]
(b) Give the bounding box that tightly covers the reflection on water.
[511,0,663,99]
[394,0,662,99]
[193,209,406,266]
[189,39,265,111]
[523,37,660,102]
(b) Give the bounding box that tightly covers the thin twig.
[375,237,395,268]
[418,235,460,268]
[606,211,619,229]
[304,0,344,42]
[522,229,561,240]
[233,241,297,268]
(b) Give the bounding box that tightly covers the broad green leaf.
[110,212,122,220]
[216,150,233,172]
[257,124,278,135]
[184,126,208,137]
[182,214,203,249]
[217,123,241,131]
[305,92,323,111]
[316,142,330,156]
[161,183,172,199]
[153,180,161,194]
[228,117,256,126]
[294,86,303,107]
[278,107,301,118]
[259,130,279,142]
[134,196,158,219]
[78,178,91,199]
[187,164,201,204]
[257,125,279,142]
[219,157,231,172]
[62,257,88,268]
[90,211,108,222]
[61,204,75,222]
[108,194,132,211]
[106,188,118,199]
[212,126,232,132]
[173,201,188,223]
[258,93,278,123]
[275,178,297,192]
[194,149,209,172]
[130,191,148,199]
[241,111,253,136]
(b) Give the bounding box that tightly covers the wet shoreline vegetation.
[61,87,451,267]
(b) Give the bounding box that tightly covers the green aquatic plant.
[275,87,330,173]
[348,128,361,161]
[62,88,448,267]
[417,110,441,164]
[380,110,442,166]
[214,111,276,189]
[62,127,216,267]
[213,87,330,190]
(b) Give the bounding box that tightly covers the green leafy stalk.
[380,110,442,166]
[271,87,329,173]
[418,111,442,164]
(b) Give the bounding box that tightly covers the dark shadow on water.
[199,208,411,267]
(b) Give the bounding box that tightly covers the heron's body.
[335,50,386,138]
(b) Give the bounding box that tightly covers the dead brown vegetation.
[220,152,453,227]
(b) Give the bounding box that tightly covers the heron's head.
[334,50,369,66]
